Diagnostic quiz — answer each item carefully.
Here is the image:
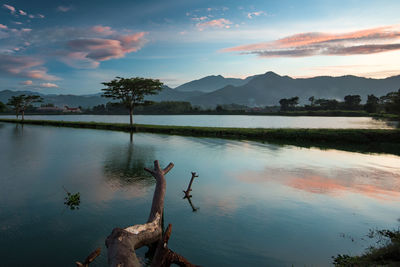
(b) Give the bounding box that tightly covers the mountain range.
[1,71,399,108]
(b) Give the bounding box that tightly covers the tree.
[364,94,379,113]
[308,96,315,106]
[279,96,299,111]
[289,96,299,108]
[344,95,362,110]
[0,101,7,113]
[380,89,400,114]
[215,105,224,112]
[101,77,163,127]
[314,98,340,110]
[7,94,42,121]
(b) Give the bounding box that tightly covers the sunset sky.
[1,0,400,94]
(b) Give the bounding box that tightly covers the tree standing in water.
[101,77,163,128]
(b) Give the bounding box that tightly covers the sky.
[1,0,400,94]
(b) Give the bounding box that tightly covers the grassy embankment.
[0,118,399,155]
[1,110,399,118]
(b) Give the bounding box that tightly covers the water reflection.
[2,123,400,266]
[103,139,155,187]
[236,167,400,201]
[185,196,199,212]
[12,123,23,138]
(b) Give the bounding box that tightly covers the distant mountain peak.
[263,71,280,77]
[174,74,251,93]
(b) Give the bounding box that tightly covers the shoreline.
[0,111,398,118]
[1,118,399,156]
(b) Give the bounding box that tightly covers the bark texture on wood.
[183,172,198,199]
[105,160,174,267]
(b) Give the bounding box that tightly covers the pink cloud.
[40,82,58,88]
[3,4,15,14]
[20,80,33,85]
[197,18,232,30]
[0,24,7,30]
[223,23,400,57]
[60,52,100,69]
[38,14,45,19]
[91,25,115,35]
[21,28,31,33]
[247,11,266,19]
[25,69,59,80]
[0,54,59,81]
[19,9,26,15]
[64,32,147,67]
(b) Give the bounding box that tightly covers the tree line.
[278,89,400,114]
[2,82,400,119]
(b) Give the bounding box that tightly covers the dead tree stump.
[183,172,198,199]
[105,160,173,267]
[104,160,198,267]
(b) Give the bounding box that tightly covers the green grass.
[1,118,399,155]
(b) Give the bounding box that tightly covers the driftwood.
[183,172,198,199]
[76,248,101,267]
[104,160,198,267]
[106,160,173,266]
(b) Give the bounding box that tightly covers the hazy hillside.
[174,75,253,93]
[0,90,108,108]
[145,86,204,102]
[0,86,205,108]
[189,72,400,107]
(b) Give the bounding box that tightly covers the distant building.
[63,106,82,113]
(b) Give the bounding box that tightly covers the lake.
[0,114,397,129]
[1,122,400,266]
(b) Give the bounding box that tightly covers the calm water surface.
[1,122,400,266]
[0,114,397,129]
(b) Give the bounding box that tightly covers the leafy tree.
[279,98,289,111]
[215,105,224,112]
[7,95,42,120]
[308,96,315,106]
[289,96,299,108]
[364,94,379,113]
[0,101,7,113]
[314,98,340,110]
[380,89,400,114]
[101,77,163,127]
[344,95,362,110]
[279,96,299,111]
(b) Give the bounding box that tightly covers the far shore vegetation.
[0,89,399,119]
